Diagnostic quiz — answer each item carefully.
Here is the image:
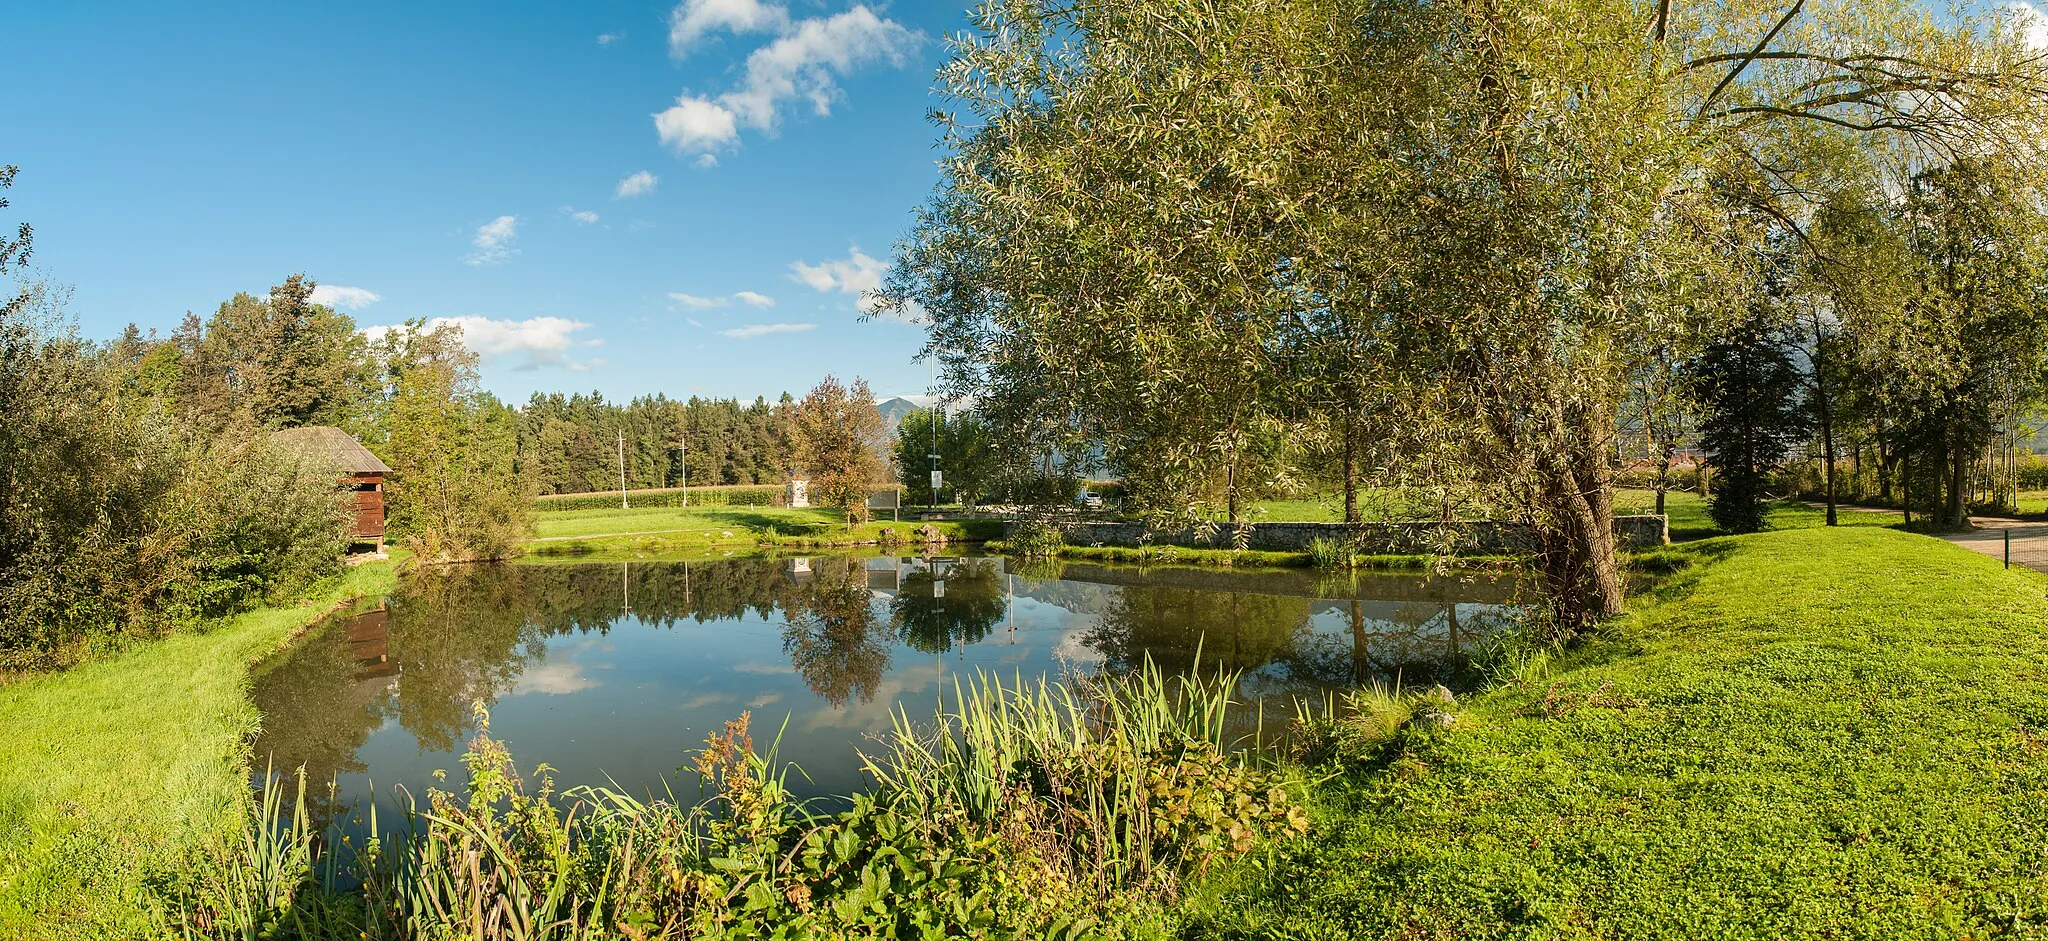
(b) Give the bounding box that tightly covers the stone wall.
[1018,515,1669,554]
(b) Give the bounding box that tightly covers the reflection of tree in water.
[250,607,393,789]
[1275,597,1508,692]
[780,557,891,707]
[1085,585,1311,676]
[891,559,1005,655]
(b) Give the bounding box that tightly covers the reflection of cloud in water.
[1053,628,1105,666]
[798,670,943,735]
[511,663,598,696]
[673,691,739,712]
[732,661,796,675]
[749,692,784,709]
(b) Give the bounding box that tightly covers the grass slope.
[0,562,396,939]
[1188,527,2048,939]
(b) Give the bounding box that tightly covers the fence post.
[2006,528,2011,570]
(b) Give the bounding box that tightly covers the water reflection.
[251,555,1519,814]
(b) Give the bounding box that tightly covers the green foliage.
[515,391,791,497]
[1007,519,1064,560]
[0,288,351,662]
[377,320,531,563]
[171,274,375,434]
[1693,306,1812,535]
[789,375,887,523]
[894,407,1000,507]
[1305,537,1347,571]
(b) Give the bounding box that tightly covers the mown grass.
[0,561,397,939]
[1613,488,1901,541]
[1184,526,2048,938]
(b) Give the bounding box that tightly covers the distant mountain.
[876,396,927,436]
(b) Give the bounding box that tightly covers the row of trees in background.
[517,392,790,495]
[879,0,2048,629]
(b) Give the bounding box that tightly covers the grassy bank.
[1185,525,2048,937]
[526,504,1002,558]
[0,561,397,939]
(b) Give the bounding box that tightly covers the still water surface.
[251,554,1518,810]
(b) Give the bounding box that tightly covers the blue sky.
[3,0,970,403]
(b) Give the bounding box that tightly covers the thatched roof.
[271,426,392,475]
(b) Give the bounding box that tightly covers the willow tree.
[884,0,2048,628]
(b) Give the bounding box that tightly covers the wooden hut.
[272,426,392,550]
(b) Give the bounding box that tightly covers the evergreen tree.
[1694,311,1811,534]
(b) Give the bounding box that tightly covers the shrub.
[1306,536,1349,570]
[1009,519,1065,559]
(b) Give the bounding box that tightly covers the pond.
[250,554,1521,816]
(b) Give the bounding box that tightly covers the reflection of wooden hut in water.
[343,604,399,682]
[271,426,392,551]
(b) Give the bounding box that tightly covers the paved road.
[1943,518,2048,574]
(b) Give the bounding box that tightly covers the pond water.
[250,554,1520,814]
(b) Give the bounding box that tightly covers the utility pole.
[680,413,689,508]
[927,357,942,510]
[618,430,629,510]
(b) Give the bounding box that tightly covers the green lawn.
[1614,488,1902,541]
[0,562,396,939]
[526,504,1004,559]
[2015,489,2048,517]
[532,504,859,540]
[1185,526,2048,938]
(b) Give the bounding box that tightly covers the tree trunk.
[1902,451,1912,526]
[1226,461,1240,526]
[1947,433,1968,528]
[1808,312,1838,526]
[1535,404,1625,633]
[1342,415,1360,524]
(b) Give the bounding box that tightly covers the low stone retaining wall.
[1016,515,1669,554]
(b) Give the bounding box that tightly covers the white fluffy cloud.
[309,284,381,310]
[465,215,519,265]
[653,4,920,157]
[722,322,815,339]
[669,0,788,54]
[789,245,891,305]
[654,97,742,152]
[570,209,600,224]
[734,290,775,307]
[597,32,621,45]
[363,315,597,370]
[668,292,727,309]
[614,170,659,199]
[2009,3,2048,49]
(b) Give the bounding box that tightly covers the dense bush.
[1008,519,1065,559]
[0,291,350,664]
